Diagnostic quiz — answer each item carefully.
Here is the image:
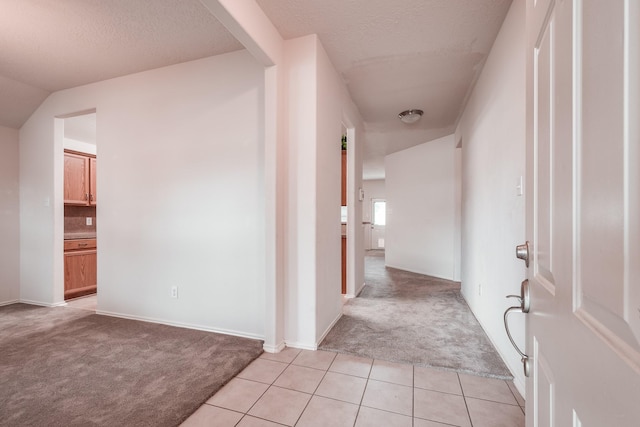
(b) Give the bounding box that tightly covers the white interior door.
[370,199,386,250]
[525,0,640,425]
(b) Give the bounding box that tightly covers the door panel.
[526,0,640,425]
[533,7,556,293]
[533,338,554,427]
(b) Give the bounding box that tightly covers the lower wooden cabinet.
[64,239,97,300]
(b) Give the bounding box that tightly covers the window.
[373,201,386,226]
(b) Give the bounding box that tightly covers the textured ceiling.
[1,0,512,179]
[0,0,243,129]
[256,0,512,179]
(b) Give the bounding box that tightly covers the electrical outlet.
[171,286,178,299]
[86,217,93,226]
[478,283,482,296]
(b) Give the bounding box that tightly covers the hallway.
[320,251,509,378]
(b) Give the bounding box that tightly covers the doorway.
[61,111,98,309]
[370,198,386,250]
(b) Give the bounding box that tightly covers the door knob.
[515,241,530,267]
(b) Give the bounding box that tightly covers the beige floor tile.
[507,381,526,406]
[329,353,373,378]
[413,418,453,427]
[369,359,413,386]
[260,346,302,364]
[180,404,243,427]
[237,359,288,384]
[414,388,471,427]
[354,406,412,427]
[273,364,326,394]
[315,371,367,404]
[292,349,337,370]
[414,366,462,395]
[206,378,269,413]
[296,395,359,427]
[65,294,97,311]
[466,397,525,427]
[361,379,413,416]
[459,374,518,405]
[236,415,284,426]
[247,386,311,426]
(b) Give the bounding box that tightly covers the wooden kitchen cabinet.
[341,151,347,206]
[64,239,97,300]
[64,150,96,206]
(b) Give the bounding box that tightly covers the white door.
[370,199,386,250]
[525,0,640,425]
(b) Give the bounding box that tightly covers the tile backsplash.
[64,205,96,234]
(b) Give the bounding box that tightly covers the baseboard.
[0,299,20,307]
[384,262,456,283]
[513,373,526,399]
[95,309,264,342]
[19,299,67,308]
[459,289,525,390]
[316,310,343,347]
[284,341,318,351]
[263,341,286,354]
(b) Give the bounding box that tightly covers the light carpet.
[320,251,512,379]
[0,304,263,426]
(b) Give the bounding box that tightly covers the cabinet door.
[64,250,97,298]
[89,157,97,206]
[64,152,89,205]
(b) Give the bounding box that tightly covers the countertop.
[64,232,97,240]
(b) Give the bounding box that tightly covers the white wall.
[63,137,96,155]
[315,38,347,342]
[284,35,365,348]
[385,134,459,281]
[0,125,20,305]
[362,179,385,250]
[455,0,527,393]
[20,50,267,338]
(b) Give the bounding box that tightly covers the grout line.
[411,364,415,427]
[458,372,475,427]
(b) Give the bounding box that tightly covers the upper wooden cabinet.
[341,151,347,206]
[64,150,96,206]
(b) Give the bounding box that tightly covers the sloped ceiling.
[0,0,242,129]
[1,0,512,178]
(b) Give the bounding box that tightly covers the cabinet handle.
[78,243,88,247]
[90,194,94,201]
[85,193,89,200]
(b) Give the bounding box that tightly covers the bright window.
[373,201,386,226]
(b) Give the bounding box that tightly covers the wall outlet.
[86,217,93,226]
[171,286,178,299]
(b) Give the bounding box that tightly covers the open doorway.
[370,198,386,250]
[61,112,98,310]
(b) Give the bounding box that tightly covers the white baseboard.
[19,299,67,307]
[263,341,286,353]
[316,310,343,347]
[285,341,318,351]
[95,309,264,342]
[0,299,20,307]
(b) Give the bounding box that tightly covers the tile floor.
[65,294,98,311]
[182,348,525,427]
